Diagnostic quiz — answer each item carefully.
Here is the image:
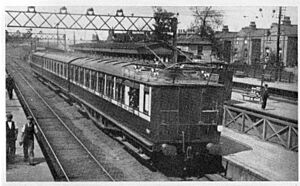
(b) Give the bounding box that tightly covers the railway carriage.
[30,49,231,173]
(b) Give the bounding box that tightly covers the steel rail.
[11,67,70,181]
[9,60,116,181]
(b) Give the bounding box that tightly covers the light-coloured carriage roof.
[33,51,223,86]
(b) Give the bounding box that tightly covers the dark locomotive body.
[30,48,231,173]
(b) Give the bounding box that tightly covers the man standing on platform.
[19,116,38,165]
[6,74,15,100]
[6,113,18,163]
[261,84,269,109]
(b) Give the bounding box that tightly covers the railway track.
[7,58,118,181]
[6,45,231,181]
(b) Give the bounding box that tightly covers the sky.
[4,2,299,41]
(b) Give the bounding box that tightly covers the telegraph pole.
[275,6,282,81]
[172,17,178,63]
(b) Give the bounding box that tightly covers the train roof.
[33,51,224,87]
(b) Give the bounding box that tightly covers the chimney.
[222,25,229,32]
[282,16,291,26]
[249,21,256,29]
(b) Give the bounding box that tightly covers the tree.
[190,6,223,38]
[190,7,224,55]
[152,6,177,42]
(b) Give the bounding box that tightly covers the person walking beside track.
[19,116,38,165]
[6,73,15,100]
[6,113,18,163]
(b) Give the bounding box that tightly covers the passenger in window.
[129,88,139,109]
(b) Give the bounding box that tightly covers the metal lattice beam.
[6,8,155,32]
[7,31,64,40]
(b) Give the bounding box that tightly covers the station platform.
[231,91,297,121]
[219,91,298,181]
[221,127,298,181]
[233,76,298,92]
[6,90,54,181]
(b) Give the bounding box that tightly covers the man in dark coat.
[6,113,18,163]
[20,116,38,165]
[6,74,15,100]
[261,84,269,109]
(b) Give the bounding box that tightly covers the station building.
[215,16,298,67]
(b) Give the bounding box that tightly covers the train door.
[159,87,180,141]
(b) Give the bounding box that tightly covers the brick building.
[176,29,212,61]
[216,17,298,67]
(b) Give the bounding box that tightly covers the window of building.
[265,47,270,57]
[197,46,203,56]
[244,48,248,57]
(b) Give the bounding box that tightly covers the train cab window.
[106,75,114,98]
[79,68,84,85]
[91,71,97,90]
[85,69,90,88]
[97,72,105,94]
[143,86,150,114]
[116,78,125,103]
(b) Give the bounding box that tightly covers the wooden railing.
[223,105,298,151]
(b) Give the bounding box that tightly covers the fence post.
[262,119,266,140]
[222,106,227,127]
[241,112,245,132]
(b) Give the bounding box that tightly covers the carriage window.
[97,72,105,94]
[106,75,114,98]
[75,66,79,82]
[129,87,139,110]
[63,64,66,77]
[144,86,150,114]
[85,69,90,88]
[79,68,84,85]
[69,65,74,80]
[59,63,62,75]
[54,62,56,73]
[116,78,125,103]
[56,63,59,74]
[91,71,97,90]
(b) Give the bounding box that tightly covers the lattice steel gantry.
[6,6,155,32]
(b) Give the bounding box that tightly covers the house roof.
[177,34,211,45]
[237,28,270,37]
[215,31,238,39]
[272,24,298,36]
